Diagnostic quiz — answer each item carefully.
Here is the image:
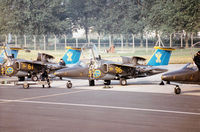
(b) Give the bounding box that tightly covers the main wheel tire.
[104,80,111,85]
[23,84,29,89]
[166,81,170,84]
[89,80,95,86]
[66,81,72,89]
[120,78,127,86]
[159,81,165,85]
[174,86,181,94]
[31,75,38,81]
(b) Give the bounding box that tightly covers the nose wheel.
[66,81,72,89]
[174,85,181,94]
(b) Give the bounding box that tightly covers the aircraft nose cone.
[161,75,169,81]
[161,73,174,81]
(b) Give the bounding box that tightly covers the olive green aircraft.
[54,46,175,88]
[161,61,200,95]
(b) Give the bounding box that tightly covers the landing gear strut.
[66,81,72,89]
[174,85,181,94]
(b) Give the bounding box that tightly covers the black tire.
[174,86,181,94]
[66,81,72,89]
[166,81,170,84]
[31,75,38,81]
[159,81,165,85]
[89,80,95,86]
[120,78,127,86]
[23,84,29,89]
[18,77,25,81]
[104,80,111,85]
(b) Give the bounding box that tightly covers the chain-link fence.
[0,33,200,51]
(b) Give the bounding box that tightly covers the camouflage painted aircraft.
[54,46,175,88]
[161,60,200,95]
[0,45,81,82]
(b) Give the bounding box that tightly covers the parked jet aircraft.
[54,46,175,88]
[161,52,200,94]
[0,45,81,82]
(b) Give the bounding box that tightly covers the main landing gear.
[120,78,127,86]
[174,85,181,94]
[89,80,95,86]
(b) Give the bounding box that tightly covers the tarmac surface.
[0,64,200,132]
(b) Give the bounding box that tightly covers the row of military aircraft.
[0,43,200,94]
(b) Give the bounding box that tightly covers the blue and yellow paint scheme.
[0,46,22,64]
[62,46,81,65]
[146,46,175,66]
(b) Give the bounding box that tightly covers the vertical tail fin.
[146,46,175,66]
[62,47,82,65]
[0,45,22,64]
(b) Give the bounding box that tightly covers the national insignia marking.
[93,70,101,78]
[155,52,162,63]
[67,52,73,61]
[6,67,14,75]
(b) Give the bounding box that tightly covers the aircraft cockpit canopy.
[121,56,146,66]
[37,53,55,63]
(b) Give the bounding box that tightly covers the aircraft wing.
[109,63,167,77]
[17,59,64,71]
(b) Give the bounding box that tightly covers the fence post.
[14,35,17,46]
[132,34,135,49]
[180,34,183,47]
[191,33,194,47]
[4,35,8,44]
[76,38,78,48]
[43,35,46,51]
[88,34,90,45]
[33,35,36,50]
[120,34,123,49]
[24,35,27,47]
[109,34,112,47]
[54,35,57,51]
[170,33,173,47]
[64,35,67,48]
[145,36,148,53]
[98,35,101,50]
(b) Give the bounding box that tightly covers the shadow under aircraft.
[54,46,175,88]
[0,44,81,83]
[161,51,200,94]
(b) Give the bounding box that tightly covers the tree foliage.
[0,0,71,35]
[0,0,199,38]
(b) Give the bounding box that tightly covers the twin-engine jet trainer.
[54,46,175,88]
[161,51,200,94]
[0,45,81,82]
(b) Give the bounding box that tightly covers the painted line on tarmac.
[0,99,200,116]
[0,89,93,104]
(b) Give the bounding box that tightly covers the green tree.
[0,0,72,35]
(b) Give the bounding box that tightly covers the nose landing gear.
[66,81,72,88]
